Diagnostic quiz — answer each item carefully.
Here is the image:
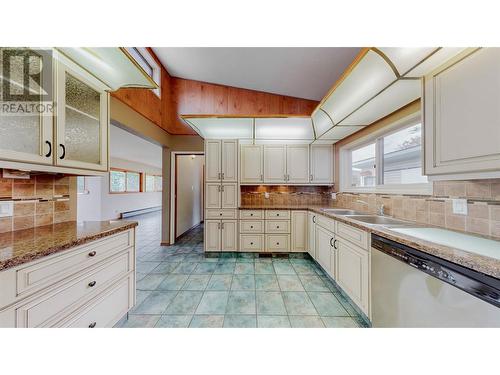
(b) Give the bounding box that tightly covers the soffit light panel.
[320,50,397,124]
[312,109,334,138]
[319,125,364,140]
[378,47,438,76]
[57,48,157,91]
[405,48,467,77]
[339,79,421,126]
[255,117,314,140]
[185,118,253,139]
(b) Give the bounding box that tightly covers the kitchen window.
[340,115,431,194]
[125,47,161,97]
[145,174,162,192]
[110,169,143,193]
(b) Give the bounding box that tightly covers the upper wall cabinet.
[205,140,238,182]
[320,50,397,125]
[264,145,287,183]
[240,144,263,183]
[424,48,500,177]
[286,145,309,183]
[310,145,333,184]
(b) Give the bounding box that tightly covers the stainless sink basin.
[345,215,410,225]
[321,209,365,215]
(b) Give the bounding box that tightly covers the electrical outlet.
[264,192,270,199]
[452,199,468,215]
[0,201,14,217]
[331,193,337,200]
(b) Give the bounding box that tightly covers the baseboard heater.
[120,206,162,219]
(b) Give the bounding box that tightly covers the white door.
[310,145,333,184]
[264,145,286,183]
[221,183,238,209]
[308,213,316,259]
[240,144,263,183]
[0,48,54,165]
[221,140,238,182]
[315,225,334,278]
[336,238,369,315]
[221,220,238,251]
[55,55,109,171]
[205,183,221,209]
[205,140,221,182]
[204,220,221,251]
[291,211,308,252]
[424,48,500,175]
[287,145,309,183]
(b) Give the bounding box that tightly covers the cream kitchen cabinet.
[424,48,500,178]
[315,224,335,279]
[205,140,238,182]
[310,145,334,184]
[264,145,287,183]
[291,210,308,252]
[308,212,316,259]
[0,48,109,174]
[240,144,264,183]
[286,145,309,183]
[205,183,238,209]
[335,237,369,316]
[204,220,238,252]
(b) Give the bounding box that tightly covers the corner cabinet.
[424,48,500,177]
[0,49,109,174]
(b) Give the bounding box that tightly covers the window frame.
[109,168,143,194]
[339,113,432,195]
[125,47,161,98]
[145,173,162,192]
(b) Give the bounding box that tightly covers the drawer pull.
[276,226,280,228]
[276,242,280,245]
[88,251,97,257]
[250,242,254,245]
[277,214,280,216]
[219,213,223,216]
[250,226,254,228]
[88,281,97,287]
[89,322,97,328]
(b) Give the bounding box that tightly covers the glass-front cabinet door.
[0,48,53,165]
[55,53,108,171]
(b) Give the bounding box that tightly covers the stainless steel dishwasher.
[371,234,500,327]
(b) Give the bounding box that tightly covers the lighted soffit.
[184,117,254,139]
[254,118,314,141]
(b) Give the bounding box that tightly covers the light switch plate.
[452,199,468,215]
[264,192,270,199]
[0,201,14,217]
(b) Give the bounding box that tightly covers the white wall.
[77,157,162,221]
[176,155,204,237]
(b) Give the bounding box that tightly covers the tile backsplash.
[0,173,75,233]
[240,185,334,206]
[333,179,500,239]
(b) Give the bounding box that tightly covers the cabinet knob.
[277,214,280,217]
[88,251,97,257]
[250,214,253,216]
[220,213,222,216]
[250,242,254,245]
[89,322,96,328]
[277,226,280,228]
[250,226,253,228]
[88,281,97,287]
[276,242,280,245]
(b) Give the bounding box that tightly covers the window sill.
[341,183,433,196]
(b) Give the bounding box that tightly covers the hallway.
[117,211,367,328]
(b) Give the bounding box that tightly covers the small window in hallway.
[110,169,143,193]
[145,174,162,192]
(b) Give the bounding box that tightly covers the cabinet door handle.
[218,222,221,229]
[88,280,97,287]
[260,174,263,181]
[89,322,97,328]
[88,251,97,257]
[221,223,224,230]
[333,239,338,249]
[221,185,224,192]
[312,216,316,223]
[59,144,66,159]
[45,141,52,157]
[222,172,224,180]
[217,185,221,192]
[330,238,334,247]
[310,174,313,181]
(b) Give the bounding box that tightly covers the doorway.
[170,152,205,243]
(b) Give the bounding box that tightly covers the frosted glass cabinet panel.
[0,48,53,164]
[56,58,108,171]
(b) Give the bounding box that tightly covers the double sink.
[320,208,413,226]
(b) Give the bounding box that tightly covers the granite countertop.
[239,204,500,278]
[0,220,138,272]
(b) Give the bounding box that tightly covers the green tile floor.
[116,212,368,328]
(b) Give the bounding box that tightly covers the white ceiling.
[153,47,361,100]
[110,125,162,168]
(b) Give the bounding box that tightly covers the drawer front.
[16,250,132,328]
[336,222,369,250]
[265,210,290,219]
[265,220,290,233]
[315,214,336,232]
[240,234,264,252]
[205,209,238,219]
[16,230,133,297]
[63,275,133,328]
[239,210,264,219]
[240,220,264,233]
[265,234,290,252]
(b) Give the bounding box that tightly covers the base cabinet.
[315,225,335,278]
[336,238,369,316]
[291,211,308,252]
[308,212,316,259]
[204,220,238,252]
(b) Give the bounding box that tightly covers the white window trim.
[339,112,433,196]
[126,47,161,98]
